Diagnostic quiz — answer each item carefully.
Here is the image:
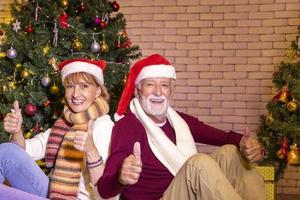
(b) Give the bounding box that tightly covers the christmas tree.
[257,27,300,180]
[0,0,141,143]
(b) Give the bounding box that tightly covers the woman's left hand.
[74,120,97,153]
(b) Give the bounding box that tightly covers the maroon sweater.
[97,111,242,200]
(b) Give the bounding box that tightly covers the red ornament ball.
[111,1,120,12]
[100,20,108,29]
[0,30,4,36]
[25,103,37,116]
[26,24,34,33]
[79,2,86,12]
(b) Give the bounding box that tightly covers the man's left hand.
[239,127,263,163]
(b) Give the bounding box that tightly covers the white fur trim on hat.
[61,61,104,84]
[135,64,176,85]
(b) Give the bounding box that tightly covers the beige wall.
[2,0,300,196]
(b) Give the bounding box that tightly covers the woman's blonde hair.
[63,72,110,102]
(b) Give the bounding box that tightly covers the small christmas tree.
[0,0,141,143]
[257,26,300,180]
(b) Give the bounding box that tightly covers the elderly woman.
[0,58,116,200]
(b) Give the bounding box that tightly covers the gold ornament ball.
[21,69,30,79]
[287,101,297,112]
[0,52,6,58]
[43,44,50,55]
[2,85,7,92]
[72,39,83,51]
[266,115,273,125]
[8,82,16,90]
[287,144,300,164]
[25,131,32,139]
[276,149,285,160]
[50,84,59,94]
[100,42,109,53]
[60,0,69,7]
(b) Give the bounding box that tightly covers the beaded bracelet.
[87,156,103,168]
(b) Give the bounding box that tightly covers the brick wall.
[1,0,300,196]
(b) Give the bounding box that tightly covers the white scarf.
[130,98,198,175]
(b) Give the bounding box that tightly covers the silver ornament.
[90,41,100,53]
[7,47,17,59]
[41,76,51,87]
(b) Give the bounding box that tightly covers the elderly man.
[97,54,266,200]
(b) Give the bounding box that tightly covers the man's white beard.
[140,94,169,117]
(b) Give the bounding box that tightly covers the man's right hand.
[119,142,142,185]
[4,100,23,135]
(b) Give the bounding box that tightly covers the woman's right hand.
[4,100,23,135]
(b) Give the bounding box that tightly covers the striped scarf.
[45,97,109,200]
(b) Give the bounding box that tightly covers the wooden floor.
[277,194,300,200]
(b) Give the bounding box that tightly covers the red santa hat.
[58,58,106,85]
[115,54,176,120]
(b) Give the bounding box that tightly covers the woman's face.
[64,77,101,113]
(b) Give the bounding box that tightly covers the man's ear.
[134,87,139,97]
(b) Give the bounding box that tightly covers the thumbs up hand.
[4,101,23,135]
[119,142,142,185]
[74,120,96,153]
[239,127,263,163]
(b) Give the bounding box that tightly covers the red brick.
[189,20,212,28]
[222,87,246,94]
[260,4,285,11]
[235,64,259,72]
[187,6,210,13]
[200,13,224,20]
[177,28,200,35]
[249,27,274,34]
[198,57,223,64]
[235,35,259,42]
[275,26,298,34]
[210,65,234,72]
[177,14,199,21]
[248,42,272,49]
[224,27,249,34]
[153,14,176,20]
[224,13,248,20]
[187,64,210,72]
[236,94,261,101]
[200,0,224,6]
[286,3,300,11]
[188,94,210,100]
[212,35,234,42]
[224,42,247,49]
[212,50,235,57]
[237,20,262,27]
[262,19,288,26]
[224,0,248,5]
[234,5,259,12]
[223,101,246,108]
[141,7,163,13]
[236,50,260,57]
[212,80,235,86]
[189,50,211,57]
[212,94,235,101]
[211,6,235,13]
[199,72,223,79]
[211,108,235,115]
[187,79,211,86]
[223,72,248,79]
[198,86,221,94]
[275,11,299,18]
[223,57,248,64]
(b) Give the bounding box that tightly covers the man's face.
[64,78,101,113]
[136,77,172,122]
